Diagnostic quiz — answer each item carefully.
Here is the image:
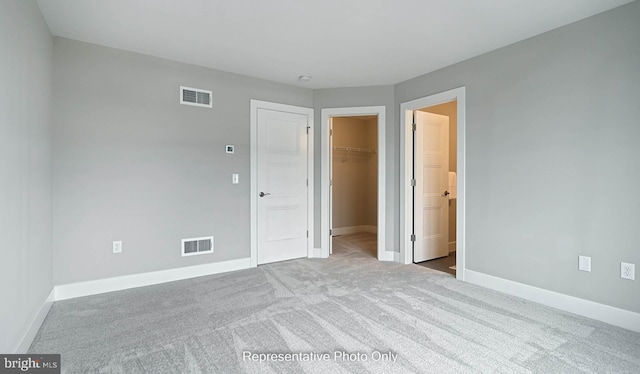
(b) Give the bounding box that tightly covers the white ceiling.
[37,0,633,89]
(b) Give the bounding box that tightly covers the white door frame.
[400,87,466,280]
[320,106,392,261]
[250,100,314,268]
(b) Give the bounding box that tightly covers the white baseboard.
[14,288,55,353]
[448,241,456,253]
[310,247,324,258]
[465,269,640,333]
[378,250,395,262]
[55,257,251,301]
[333,225,377,236]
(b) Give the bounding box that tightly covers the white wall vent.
[181,236,214,256]
[180,86,212,108]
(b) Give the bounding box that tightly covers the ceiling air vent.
[180,86,212,108]
[181,236,214,257]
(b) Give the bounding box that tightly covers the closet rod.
[332,146,376,154]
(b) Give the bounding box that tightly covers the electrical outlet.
[113,241,122,254]
[621,262,635,280]
[578,256,591,272]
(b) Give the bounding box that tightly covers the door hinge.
[330,178,333,186]
[330,129,333,136]
[330,229,333,236]
[306,179,308,187]
[412,123,416,131]
[307,230,309,238]
[411,179,416,187]
[410,234,416,242]
[306,126,310,134]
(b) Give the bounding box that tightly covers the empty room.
[2,0,639,373]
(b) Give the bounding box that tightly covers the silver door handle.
[259,192,271,197]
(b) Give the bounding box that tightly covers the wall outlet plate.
[621,262,635,280]
[578,255,591,272]
[113,241,122,254]
[225,145,234,154]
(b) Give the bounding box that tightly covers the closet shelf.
[332,146,376,154]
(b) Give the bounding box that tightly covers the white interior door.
[414,111,449,262]
[329,118,334,255]
[257,108,309,264]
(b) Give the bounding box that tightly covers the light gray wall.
[395,1,640,313]
[313,86,397,251]
[52,38,313,285]
[0,0,53,352]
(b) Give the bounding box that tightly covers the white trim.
[320,106,389,261]
[332,225,378,236]
[181,236,214,257]
[466,270,640,333]
[400,87,466,281]
[250,100,314,267]
[179,86,213,108]
[310,247,323,258]
[55,258,251,301]
[14,288,55,353]
[449,241,456,253]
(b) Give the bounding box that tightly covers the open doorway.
[331,116,378,259]
[320,106,391,261]
[400,87,466,280]
[413,102,457,276]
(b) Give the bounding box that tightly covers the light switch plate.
[578,255,591,272]
[232,174,239,184]
[113,241,122,254]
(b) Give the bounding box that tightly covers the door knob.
[443,191,450,196]
[259,192,271,197]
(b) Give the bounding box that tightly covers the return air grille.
[180,86,212,108]
[181,236,214,256]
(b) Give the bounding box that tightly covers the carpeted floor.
[30,233,640,373]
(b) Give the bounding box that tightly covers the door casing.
[250,100,314,267]
[400,87,466,280]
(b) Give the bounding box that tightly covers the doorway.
[320,106,390,261]
[331,116,378,258]
[400,87,466,280]
[250,100,314,267]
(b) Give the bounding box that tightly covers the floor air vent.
[181,236,214,256]
[180,86,212,108]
